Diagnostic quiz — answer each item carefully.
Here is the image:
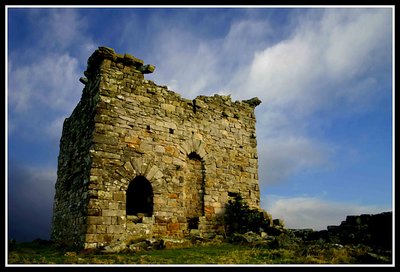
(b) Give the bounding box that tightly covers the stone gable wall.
[51,47,261,249]
[51,68,100,247]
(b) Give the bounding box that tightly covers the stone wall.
[50,64,100,247]
[292,211,393,250]
[324,212,392,249]
[51,47,262,249]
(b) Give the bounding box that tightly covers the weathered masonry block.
[51,46,262,249]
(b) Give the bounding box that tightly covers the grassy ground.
[7,240,392,265]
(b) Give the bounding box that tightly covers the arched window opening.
[126,176,153,217]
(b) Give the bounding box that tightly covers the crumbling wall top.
[84,46,155,78]
[81,46,261,109]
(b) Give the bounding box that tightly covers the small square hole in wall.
[169,128,174,134]
[188,217,199,229]
[146,125,151,131]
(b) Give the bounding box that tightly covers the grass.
[7,240,392,265]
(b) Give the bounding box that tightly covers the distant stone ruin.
[51,46,262,249]
[292,211,393,250]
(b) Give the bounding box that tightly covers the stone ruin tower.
[51,46,262,249]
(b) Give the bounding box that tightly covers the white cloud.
[321,8,391,79]
[146,16,273,99]
[220,18,272,66]
[8,53,83,142]
[147,29,220,99]
[233,8,391,114]
[261,194,390,230]
[258,135,334,185]
[8,9,98,143]
[9,53,81,113]
[28,8,97,57]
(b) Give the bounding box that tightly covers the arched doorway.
[185,152,205,219]
[126,176,153,217]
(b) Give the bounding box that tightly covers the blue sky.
[6,6,393,242]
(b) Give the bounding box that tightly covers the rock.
[202,233,217,240]
[98,46,115,55]
[266,226,284,236]
[138,64,155,74]
[243,97,262,107]
[102,241,128,253]
[290,229,315,241]
[189,229,200,236]
[150,239,165,250]
[64,251,77,257]
[265,231,301,250]
[79,77,88,84]
[230,231,265,245]
[129,241,149,252]
[163,239,192,249]
[272,218,285,228]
